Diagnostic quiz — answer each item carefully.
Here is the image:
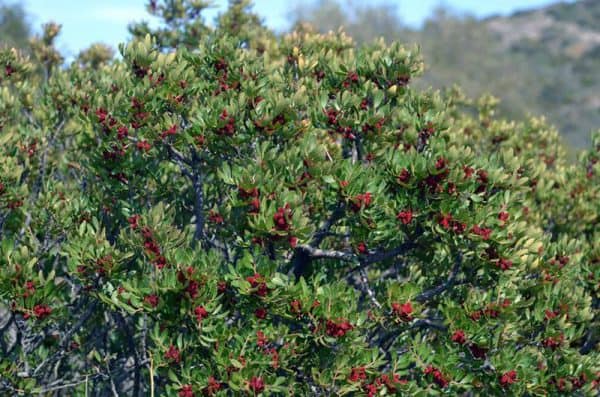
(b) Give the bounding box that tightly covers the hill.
[483,0,600,148]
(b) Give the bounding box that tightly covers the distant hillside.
[482,0,600,147]
[293,0,600,148]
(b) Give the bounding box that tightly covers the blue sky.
[19,0,565,58]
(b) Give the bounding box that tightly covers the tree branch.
[415,252,462,303]
[33,358,149,394]
[579,327,598,355]
[294,244,356,262]
[33,300,98,377]
[163,143,205,241]
[163,143,193,179]
[291,203,346,279]
[357,267,382,309]
[311,203,345,247]
[191,167,205,242]
[363,241,416,265]
[375,315,447,354]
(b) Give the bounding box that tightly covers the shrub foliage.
[0,1,599,395]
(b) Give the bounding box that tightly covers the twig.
[113,312,141,396]
[363,241,416,265]
[106,361,119,397]
[191,167,205,241]
[415,252,462,303]
[150,354,155,397]
[32,359,149,394]
[163,143,193,179]
[358,267,382,309]
[294,245,356,262]
[376,316,447,354]
[291,203,345,278]
[311,203,345,247]
[33,300,98,376]
[579,328,598,354]
[164,144,205,241]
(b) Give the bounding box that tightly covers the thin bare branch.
[415,252,462,303]
[294,244,356,262]
[358,267,382,309]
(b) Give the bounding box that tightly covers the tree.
[290,0,402,45]
[0,1,30,49]
[0,1,599,395]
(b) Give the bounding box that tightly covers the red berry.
[194,306,209,322]
[498,258,513,271]
[248,376,264,393]
[471,225,492,240]
[273,204,292,231]
[217,281,227,294]
[439,213,453,229]
[178,384,194,397]
[144,294,159,308]
[136,140,151,151]
[544,309,558,321]
[289,299,302,315]
[254,307,267,319]
[208,210,224,224]
[256,330,268,347]
[435,157,447,170]
[348,367,367,382]
[33,304,52,319]
[160,124,177,138]
[356,242,367,254]
[451,330,466,345]
[391,301,413,321]
[325,318,353,337]
[350,192,372,212]
[397,168,411,184]
[424,366,449,388]
[203,377,221,396]
[463,165,474,178]
[396,210,413,225]
[499,370,518,387]
[164,344,181,364]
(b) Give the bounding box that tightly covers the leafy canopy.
[0,0,599,396]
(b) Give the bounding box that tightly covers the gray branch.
[415,252,462,303]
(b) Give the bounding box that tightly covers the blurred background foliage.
[2,0,598,149]
[0,1,30,49]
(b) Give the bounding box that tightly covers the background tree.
[0,1,30,49]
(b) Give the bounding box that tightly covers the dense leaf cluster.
[0,1,599,395]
